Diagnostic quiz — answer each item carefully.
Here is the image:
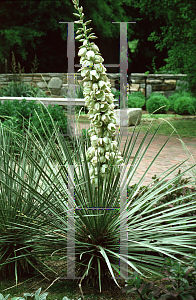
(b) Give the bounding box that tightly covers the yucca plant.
[7,102,196,293]
[1,0,196,296]
[0,122,59,284]
[2,98,196,293]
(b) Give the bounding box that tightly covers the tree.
[0,0,80,73]
[128,0,196,95]
[0,0,176,75]
[0,0,135,73]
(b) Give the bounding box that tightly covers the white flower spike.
[72,0,124,185]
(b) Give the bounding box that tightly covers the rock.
[146,84,152,97]
[30,77,42,81]
[22,77,32,81]
[110,78,116,88]
[114,108,142,126]
[61,86,68,96]
[127,108,142,126]
[146,79,163,84]
[50,88,61,96]
[48,77,62,89]
[164,79,176,84]
[41,76,51,81]
[130,83,140,92]
[45,91,52,96]
[139,88,145,95]
[37,81,47,88]
[153,84,176,91]
[45,73,63,77]
[130,79,145,84]
[1,82,10,85]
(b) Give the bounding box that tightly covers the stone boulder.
[48,77,62,89]
[37,81,47,88]
[114,108,142,126]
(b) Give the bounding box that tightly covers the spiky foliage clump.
[1,103,196,293]
[0,123,58,284]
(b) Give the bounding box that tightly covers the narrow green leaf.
[97,258,101,293]
[98,246,121,288]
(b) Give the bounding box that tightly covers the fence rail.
[0,97,119,107]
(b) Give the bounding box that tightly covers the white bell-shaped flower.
[97,146,104,154]
[86,50,95,60]
[100,156,106,163]
[94,54,104,63]
[101,164,108,173]
[91,156,98,166]
[91,44,100,52]
[103,137,109,144]
[90,69,99,80]
[78,47,87,56]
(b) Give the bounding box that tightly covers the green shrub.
[188,97,196,115]
[32,104,68,140]
[123,255,196,300]
[0,99,68,140]
[173,95,193,115]
[0,98,38,120]
[111,88,120,99]
[146,93,170,114]
[0,81,47,98]
[128,91,145,108]
[112,90,146,108]
[168,90,196,115]
[168,92,183,111]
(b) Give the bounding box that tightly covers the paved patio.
[76,121,196,187]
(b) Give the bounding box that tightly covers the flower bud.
[91,44,100,52]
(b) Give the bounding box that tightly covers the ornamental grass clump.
[73,0,123,185]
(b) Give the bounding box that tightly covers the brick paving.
[76,121,196,187]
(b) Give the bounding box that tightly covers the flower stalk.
[72,0,124,185]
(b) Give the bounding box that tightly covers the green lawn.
[130,117,196,137]
[142,113,184,119]
[75,112,196,137]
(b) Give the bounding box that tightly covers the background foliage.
[0,0,168,74]
[0,99,68,142]
[1,0,195,96]
[129,0,196,95]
